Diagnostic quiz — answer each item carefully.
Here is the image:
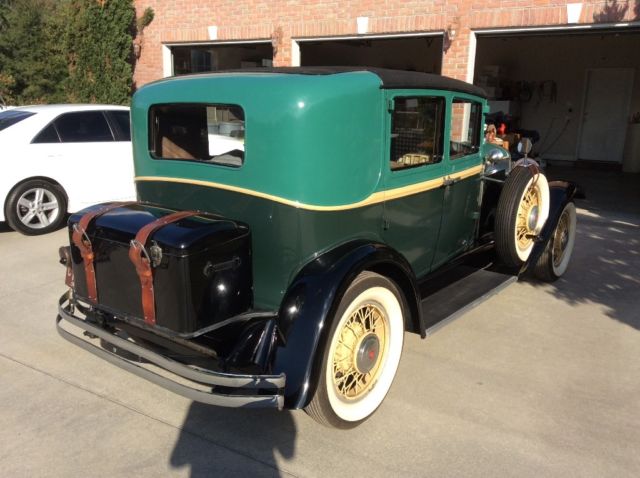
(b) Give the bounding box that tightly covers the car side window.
[32,123,60,143]
[390,96,444,171]
[110,110,131,141]
[54,111,114,143]
[450,99,482,159]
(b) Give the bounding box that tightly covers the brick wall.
[133,1,639,87]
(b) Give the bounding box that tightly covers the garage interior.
[300,35,443,73]
[474,29,640,171]
[171,42,273,75]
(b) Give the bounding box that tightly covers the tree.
[0,0,68,104]
[63,0,136,104]
[0,0,9,31]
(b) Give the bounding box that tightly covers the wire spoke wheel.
[305,272,405,428]
[332,303,388,401]
[534,201,577,282]
[495,167,550,267]
[515,184,542,252]
[552,209,571,268]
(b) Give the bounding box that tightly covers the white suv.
[0,104,136,235]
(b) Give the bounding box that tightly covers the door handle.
[442,176,459,187]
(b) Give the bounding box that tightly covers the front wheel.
[305,271,405,428]
[533,202,577,282]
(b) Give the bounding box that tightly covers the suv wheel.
[5,179,67,235]
[305,271,405,428]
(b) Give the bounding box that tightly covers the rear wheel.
[5,179,67,235]
[305,271,405,428]
[495,166,550,267]
[534,202,577,282]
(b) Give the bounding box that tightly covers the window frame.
[31,122,61,144]
[388,95,446,173]
[0,110,35,132]
[448,97,483,160]
[32,110,116,144]
[105,110,131,142]
[148,102,246,169]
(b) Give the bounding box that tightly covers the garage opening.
[300,35,443,74]
[171,42,273,75]
[474,29,640,168]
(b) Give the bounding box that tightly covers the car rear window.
[0,110,35,132]
[110,110,131,141]
[149,104,245,167]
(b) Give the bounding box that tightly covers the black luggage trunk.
[68,203,252,335]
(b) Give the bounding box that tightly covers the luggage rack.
[56,291,286,409]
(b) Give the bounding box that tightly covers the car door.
[382,93,447,278]
[430,96,484,269]
[32,110,134,210]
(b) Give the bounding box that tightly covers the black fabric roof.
[211,66,486,98]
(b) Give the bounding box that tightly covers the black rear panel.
[68,203,252,334]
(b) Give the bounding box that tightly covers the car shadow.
[170,403,297,477]
[530,167,640,330]
[0,222,12,233]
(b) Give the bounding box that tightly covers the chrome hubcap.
[528,205,539,231]
[355,334,380,374]
[16,188,59,229]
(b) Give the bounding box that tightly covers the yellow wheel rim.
[332,303,388,401]
[515,183,542,251]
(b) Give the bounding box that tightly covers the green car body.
[57,67,578,419]
[132,69,488,311]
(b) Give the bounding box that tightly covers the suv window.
[450,99,482,159]
[109,110,131,141]
[390,96,445,170]
[55,111,114,143]
[149,104,245,167]
[0,110,35,132]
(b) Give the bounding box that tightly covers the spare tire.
[495,166,550,267]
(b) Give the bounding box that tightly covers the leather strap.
[72,202,131,303]
[59,246,74,288]
[128,210,200,325]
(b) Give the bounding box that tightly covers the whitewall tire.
[305,271,405,428]
[534,202,577,281]
[495,166,550,267]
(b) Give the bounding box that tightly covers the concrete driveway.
[1,168,639,477]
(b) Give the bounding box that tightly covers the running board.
[421,269,517,336]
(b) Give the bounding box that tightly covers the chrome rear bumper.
[56,292,285,409]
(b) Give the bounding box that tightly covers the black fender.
[272,240,422,409]
[521,180,582,275]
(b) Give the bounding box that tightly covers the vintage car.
[56,67,578,428]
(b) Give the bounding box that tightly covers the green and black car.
[57,67,578,428]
